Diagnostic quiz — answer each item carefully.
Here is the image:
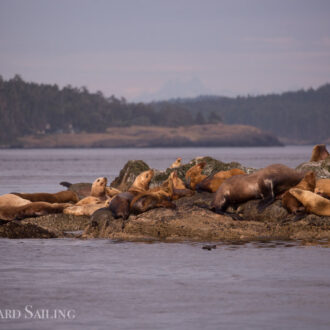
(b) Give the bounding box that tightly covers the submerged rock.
[0,221,56,239]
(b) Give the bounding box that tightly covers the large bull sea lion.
[211,164,304,217]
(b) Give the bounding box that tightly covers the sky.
[0,0,330,101]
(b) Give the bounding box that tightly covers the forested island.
[0,75,329,147]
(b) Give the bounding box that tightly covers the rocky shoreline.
[1,156,329,244]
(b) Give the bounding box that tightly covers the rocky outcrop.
[82,192,330,242]
[296,157,330,178]
[1,156,330,242]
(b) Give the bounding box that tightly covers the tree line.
[0,75,221,145]
[161,85,330,144]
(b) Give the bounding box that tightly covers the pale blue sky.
[1,0,330,101]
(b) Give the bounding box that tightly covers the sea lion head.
[91,177,108,197]
[131,169,154,191]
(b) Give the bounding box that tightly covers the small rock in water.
[202,244,217,250]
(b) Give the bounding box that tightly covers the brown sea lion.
[185,162,207,190]
[196,168,245,193]
[310,144,329,162]
[289,188,330,216]
[212,164,304,217]
[12,190,79,204]
[168,171,194,200]
[109,170,154,219]
[281,171,316,214]
[314,179,330,199]
[0,202,72,221]
[170,157,182,168]
[76,177,108,206]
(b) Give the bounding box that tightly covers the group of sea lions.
[0,145,329,222]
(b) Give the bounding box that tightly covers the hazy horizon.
[1,0,330,101]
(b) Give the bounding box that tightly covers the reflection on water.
[0,239,329,330]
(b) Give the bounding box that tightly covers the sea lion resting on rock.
[109,170,154,219]
[281,171,316,214]
[76,177,108,206]
[64,199,112,216]
[289,188,330,217]
[185,162,207,190]
[129,171,193,214]
[314,179,330,199]
[0,194,71,221]
[170,157,182,168]
[12,190,79,204]
[310,144,329,162]
[196,168,246,193]
[212,164,304,217]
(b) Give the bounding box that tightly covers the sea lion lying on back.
[211,164,304,217]
[310,144,329,162]
[289,188,330,217]
[281,171,316,214]
[12,190,79,204]
[196,168,245,193]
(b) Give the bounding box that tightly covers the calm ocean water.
[0,146,329,330]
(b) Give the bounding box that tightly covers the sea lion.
[185,162,207,190]
[168,171,194,200]
[281,171,316,214]
[12,190,79,204]
[0,202,72,221]
[212,164,304,216]
[76,177,108,206]
[64,199,111,216]
[60,181,92,199]
[314,178,330,199]
[109,170,154,219]
[196,168,245,193]
[310,144,329,162]
[170,157,182,168]
[0,194,31,208]
[289,188,330,216]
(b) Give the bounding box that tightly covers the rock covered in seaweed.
[296,156,330,178]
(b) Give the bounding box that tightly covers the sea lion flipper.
[257,196,275,213]
[60,181,72,188]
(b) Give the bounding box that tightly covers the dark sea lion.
[12,190,79,203]
[289,188,330,216]
[60,182,92,199]
[108,170,154,219]
[212,164,304,217]
[310,144,329,162]
[281,171,316,214]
